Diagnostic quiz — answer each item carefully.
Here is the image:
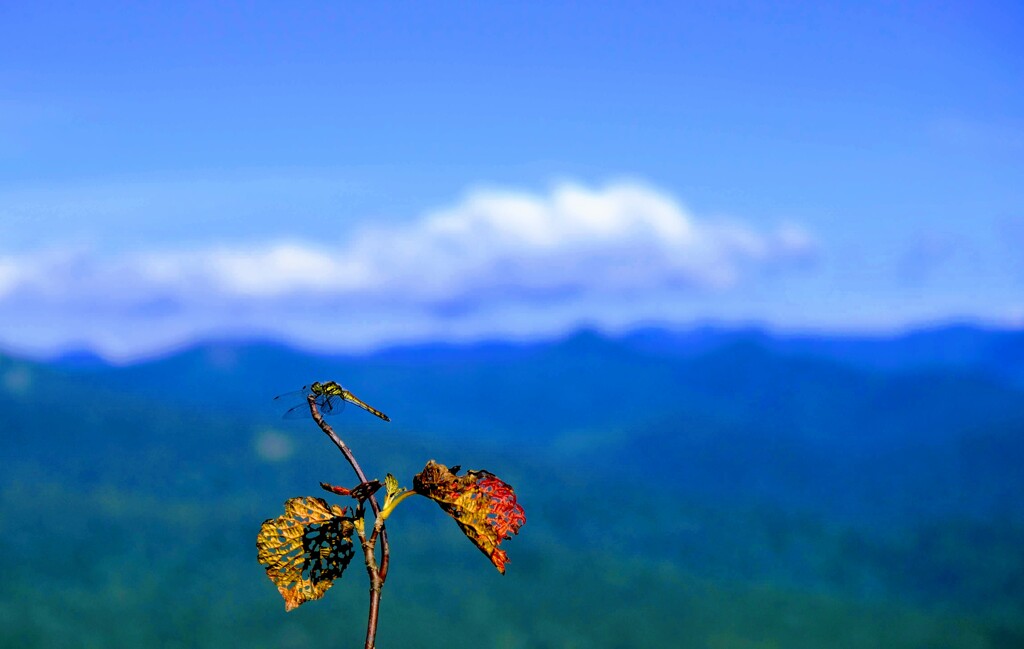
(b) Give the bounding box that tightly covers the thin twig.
[307,394,388,649]
[306,395,391,574]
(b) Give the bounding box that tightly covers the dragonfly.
[274,381,391,422]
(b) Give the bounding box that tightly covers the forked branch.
[307,394,389,649]
[256,390,524,648]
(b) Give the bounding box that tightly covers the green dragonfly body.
[275,381,391,422]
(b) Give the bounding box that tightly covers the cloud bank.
[0,181,815,359]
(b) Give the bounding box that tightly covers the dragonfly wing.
[275,386,315,419]
[321,394,347,416]
[282,402,312,420]
[272,387,311,402]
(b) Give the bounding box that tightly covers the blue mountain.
[25,324,1024,522]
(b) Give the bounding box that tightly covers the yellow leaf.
[381,472,412,516]
[413,461,525,574]
[384,473,400,497]
[256,496,355,611]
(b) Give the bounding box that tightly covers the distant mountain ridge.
[38,322,1024,391]
[39,322,1023,370]
[19,324,1024,442]
[615,323,1024,385]
[10,323,1020,524]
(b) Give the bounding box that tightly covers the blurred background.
[2,2,1023,647]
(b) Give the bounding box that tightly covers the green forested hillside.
[2,330,1023,648]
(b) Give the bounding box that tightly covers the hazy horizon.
[2,316,1019,367]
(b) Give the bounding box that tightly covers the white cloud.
[0,181,816,358]
[314,181,813,306]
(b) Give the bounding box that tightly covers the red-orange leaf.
[413,460,526,573]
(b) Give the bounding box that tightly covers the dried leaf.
[320,480,383,501]
[319,481,352,496]
[256,496,355,611]
[349,479,383,501]
[413,460,526,574]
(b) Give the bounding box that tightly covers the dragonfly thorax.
[310,381,346,397]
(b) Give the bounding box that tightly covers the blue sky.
[1,2,1022,359]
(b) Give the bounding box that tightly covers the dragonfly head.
[309,381,324,395]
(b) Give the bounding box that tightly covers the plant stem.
[308,394,389,649]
